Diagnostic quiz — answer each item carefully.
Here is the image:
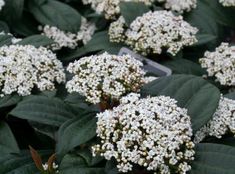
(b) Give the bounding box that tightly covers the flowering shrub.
[200,43,235,86]
[93,94,195,173]
[0,0,235,174]
[156,0,197,13]
[109,10,198,56]
[0,45,65,96]
[194,96,235,143]
[39,18,96,50]
[66,52,146,105]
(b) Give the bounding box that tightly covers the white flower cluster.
[194,96,235,143]
[0,0,4,11]
[92,94,195,173]
[200,43,235,86]
[40,18,96,50]
[219,0,235,6]
[109,16,126,43]
[157,0,197,13]
[82,0,154,19]
[66,52,146,104]
[0,45,65,97]
[42,162,59,173]
[109,11,198,56]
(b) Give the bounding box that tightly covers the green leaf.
[65,93,99,114]
[17,34,54,47]
[163,59,205,76]
[0,21,9,32]
[0,122,20,156]
[12,12,39,36]
[105,160,118,174]
[185,0,219,35]
[0,0,24,24]
[141,75,220,132]
[0,34,13,46]
[57,113,97,156]
[60,153,105,174]
[61,31,122,62]
[120,2,149,26]
[0,150,52,174]
[193,34,217,46]
[190,143,235,174]
[0,94,21,108]
[76,149,103,167]
[225,92,235,100]
[10,95,75,127]
[28,0,82,32]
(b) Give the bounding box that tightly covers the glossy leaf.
[10,96,75,127]
[57,112,97,156]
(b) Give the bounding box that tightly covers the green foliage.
[10,96,75,127]
[57,112,97,156]
[120,2,149,26]
[0,122,19,156]
[141,75,220,132]
[28,0,82,32]
[190,143,235,174]
[18,35,54,47]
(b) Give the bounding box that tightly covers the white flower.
[194,96,235,143]
[0,45,65,97]
[109,16,126,43]
[92,95,195,173]
[109,11,198,56]
[82,0,154,19]
[157,0,197,13]
[40,18,96,50]
[66,52,146,104]
[43,162,59,173]
[200,43,235,86]
[219,0,235,6]
[0,0,4,11]
[119,93,140,104]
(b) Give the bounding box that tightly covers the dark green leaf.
[0,34,13,46]
[10,95,75,127]
[76,149,103,166]
[57,113,97,156]
[0,0,24,24]
[17,34,54,47]
[193,34,217,46]
[190,143,235,174]
[0,122,20,156]
[120,2,149,26]
[163,59,205,76]
[0,21,9,32]
[0,150,52,174]
[105,160,118,174]
[0,94,21,108]
[61,31,122,62]
[28,0,82,32]
[225,92,235,100]
[60,153,104,174]
[12,13,39,36]
[141,75,220,132]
